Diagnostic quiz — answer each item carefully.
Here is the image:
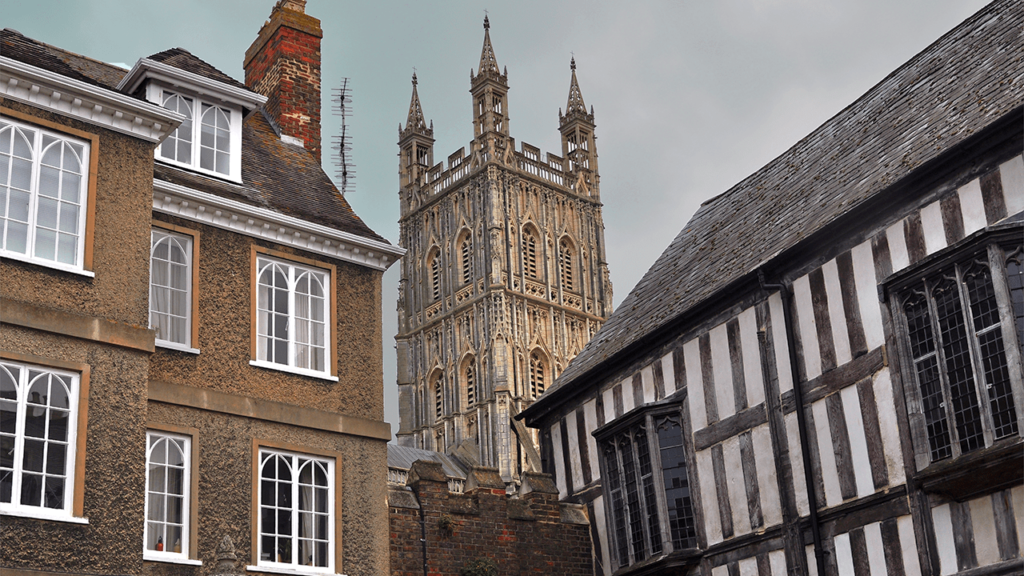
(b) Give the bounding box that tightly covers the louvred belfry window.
[560,239,574,291]
[893,232,1023,467]
[529,352,546,398]
[465,363,476,408]
[434,374,444,419]
[461,236,473,285]
[428,251,441,301]
[524,229,539,279]
[597,408,698,571]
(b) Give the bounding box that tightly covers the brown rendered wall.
[389,462,593,576]
[0,99,156,574]
[147,215,385,420]
[144,402,389,576]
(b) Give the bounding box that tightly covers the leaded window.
[0,118,90,272]
[894,234,1023,466]
[598,409,697,570]
[144,431,191,559]
[0,360,80,519]
[258,449,334,572]
[256,256,329,376]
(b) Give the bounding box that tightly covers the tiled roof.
[546,0,1024,396]
[387,444,467,479]
[155,111,386,242]
[1,28,127,89]
[2,28,387,245]
[147,47,249,91]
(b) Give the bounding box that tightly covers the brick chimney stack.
[244,0,323,162]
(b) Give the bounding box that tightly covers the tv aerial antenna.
[332,78,355,196]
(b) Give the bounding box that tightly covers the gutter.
[758,269,826,576]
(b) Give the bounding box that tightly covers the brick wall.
[244,0,323,163]
[389,461,593,576]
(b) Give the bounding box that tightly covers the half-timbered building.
[519,2,1024,575]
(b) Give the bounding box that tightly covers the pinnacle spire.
[565,57,588,117]
[404,73,428,134]
[476,16,500,77]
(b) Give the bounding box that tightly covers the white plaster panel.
[738,307,765,408]
[840,384,874,497]
[1000,154,1024,216]
[932,504,958,575]
[753,423,782,527]
[822,258,853,366]
[785,412,810,516]
[872,368,905,485]
[696,448,723,544]
[583,399,601,482]
[812,399,843,507]
[969,494,999,567]
[711,323,736,418]
[769,550,787,576]
[886,221,910,273]
[1013,485,1024,553]
[711,566,729,576]
[834,532,855,576]
[769,292,794,393]
[806,545,819,576]
[592,495,611,575]
[958,179,987,235]
[684,338,707,431]
[863,522,887,576]
[723,435,752,535]
[621,377,635,413]
[897,514,923,576]
[851,241,885,351]
[550,422,566,499]
[641,365,656,403]
[793,275,822,380]
[920,200,947,255]
[602,387,616,426]
[565,410,585,491]
[738,557,758,576]
[661,351,677,397]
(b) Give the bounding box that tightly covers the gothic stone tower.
[395,18,613,483]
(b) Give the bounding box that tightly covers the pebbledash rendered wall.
[389,460,593,576]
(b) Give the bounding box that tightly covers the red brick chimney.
[244,0,323,162]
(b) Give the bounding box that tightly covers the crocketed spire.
[401,73,432,139]
[560,57,594,126]
[472,16,507,88]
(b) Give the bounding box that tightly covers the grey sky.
[2,0,991,438]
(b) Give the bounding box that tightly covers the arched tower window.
[459,233,473,285]
[465,361,476,408]
[523,227,539,279]
[432,372,444,419]
[427,249,441,301]
[559,238,574,291]
[529,351,546,398]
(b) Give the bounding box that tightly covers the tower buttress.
[470,17,510,144]
[559,58,599,198]
[398,73,434,213]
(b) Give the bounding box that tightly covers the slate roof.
[147,47,250,91]
[544,1,1024,397]
[2,29,387,244]
[387,444,467,479]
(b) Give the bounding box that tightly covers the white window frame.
[150,228,197,353]
[252,255,335,381]
[255,448,335,574]
[0,117,91,275]
[147,84,243,183]
[143,430,196,564]
[0,360,81,522]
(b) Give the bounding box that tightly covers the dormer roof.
[117,54,266,112]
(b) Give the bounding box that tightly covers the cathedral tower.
[395,18,613,483]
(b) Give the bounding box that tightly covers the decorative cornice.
[153,178,405,271]
[117,58,268,111]
[0,56,183,143]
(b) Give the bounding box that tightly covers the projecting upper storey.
[1,28,398,269]
[540,0,1024,398]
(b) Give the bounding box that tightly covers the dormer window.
[151,86,240,180]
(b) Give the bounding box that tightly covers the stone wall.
[389,461,593,576]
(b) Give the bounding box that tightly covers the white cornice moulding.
[118,59,267,111]
[0,57,183,143]
[153,178,405,271]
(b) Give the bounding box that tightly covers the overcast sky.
[3,0,992,438]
